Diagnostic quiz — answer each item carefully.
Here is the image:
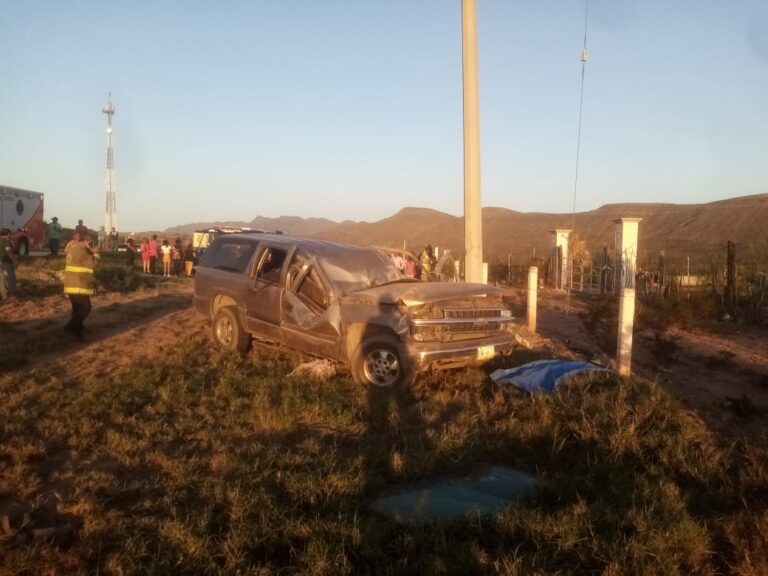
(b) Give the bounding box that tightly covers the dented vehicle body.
[194,233,517,385]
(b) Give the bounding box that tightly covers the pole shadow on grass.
[359,304,434,495]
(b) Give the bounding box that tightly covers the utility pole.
[102,95,117,235]
[462,0,483,283]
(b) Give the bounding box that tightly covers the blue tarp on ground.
[370,466,539,524]
[490,359,609,394]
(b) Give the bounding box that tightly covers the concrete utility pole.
[462,0,483,283]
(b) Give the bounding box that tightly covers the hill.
[165,193,768,262]
[247,215,336,236]
[164,215,336,237]
[315,194,768,262]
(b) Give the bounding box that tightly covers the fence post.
[615,218,642,376]
[527,266,538,333]
[725,241,736,317]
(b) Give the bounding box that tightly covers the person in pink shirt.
[404,256,417,278]
[140,238,152,273]
[149,235,159,275]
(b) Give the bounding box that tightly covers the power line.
[572,0,589,231]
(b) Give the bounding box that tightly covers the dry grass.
[1,339,766,575]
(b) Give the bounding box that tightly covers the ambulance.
[0,185,45,256]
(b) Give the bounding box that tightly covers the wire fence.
[489,239,768,323]
[571,241,768,322]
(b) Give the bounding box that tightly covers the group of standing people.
[47,217,92,256]
[139,235,195,277]
[96,225,120,253]
[391,244,437,280]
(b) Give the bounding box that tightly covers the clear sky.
[1,1,767,232]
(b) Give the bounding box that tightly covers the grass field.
[1,335,767,575]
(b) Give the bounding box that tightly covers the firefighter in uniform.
[419,244,434,280]
[63,231,99,339]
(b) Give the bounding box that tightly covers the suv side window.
[200,239,256,273]
[255,247,287,283]
[286,250,330,312]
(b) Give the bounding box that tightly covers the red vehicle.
[0,185,45,257]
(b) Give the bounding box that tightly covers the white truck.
[0,185,45,256]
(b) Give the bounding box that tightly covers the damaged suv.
[194,232,517,386]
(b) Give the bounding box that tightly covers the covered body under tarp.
[490,359,609,394]
[370,466,539,524]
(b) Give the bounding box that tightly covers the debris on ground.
[288,359,336,380]
[590,352,616,369]
[371,466,539,525]
[514,333,533,349]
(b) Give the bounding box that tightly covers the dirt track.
[3,281,766,439]
[0,280,204,378]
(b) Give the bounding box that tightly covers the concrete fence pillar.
[614,217,642,376]
[551,229,572,290]
[527,266,538,333]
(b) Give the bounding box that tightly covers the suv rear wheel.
[212,306,251,354]
[353,335,408,387]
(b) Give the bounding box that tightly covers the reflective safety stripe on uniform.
[64,286,95,295]
[65,265,94,273]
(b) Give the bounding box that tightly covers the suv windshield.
[317,247,406,293]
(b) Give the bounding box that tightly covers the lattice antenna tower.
[102,94,117,234]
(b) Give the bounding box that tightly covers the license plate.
[477,345,495,360]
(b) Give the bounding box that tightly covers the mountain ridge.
[164,193,768,261]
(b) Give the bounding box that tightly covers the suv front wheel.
[353,335,409,387]
[212,306,251,355]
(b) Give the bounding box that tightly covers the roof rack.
[237,229,283,235]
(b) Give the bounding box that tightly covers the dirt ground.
[530,290,768,440]
[2,279,766,441]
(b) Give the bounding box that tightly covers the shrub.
[94,262,147,292]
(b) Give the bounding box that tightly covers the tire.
[352,335,409,387]
[212,306,251,354]
[16,239,28,259]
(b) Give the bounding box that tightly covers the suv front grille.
[444,308,504,319]
[410,307,513,342]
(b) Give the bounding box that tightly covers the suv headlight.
[411,325,438,342]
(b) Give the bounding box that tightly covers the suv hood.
[354,282,503,307]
